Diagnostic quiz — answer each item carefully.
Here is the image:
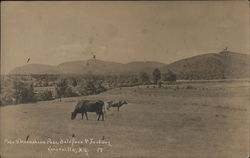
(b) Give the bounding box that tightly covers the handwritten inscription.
[48,146,89,155]
[4,137,112,156]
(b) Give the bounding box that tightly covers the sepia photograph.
[0,1,249,158]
